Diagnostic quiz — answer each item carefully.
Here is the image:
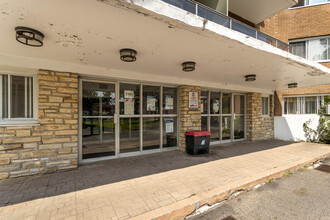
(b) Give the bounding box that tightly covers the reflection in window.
[201,91,208,114]
[82,82,115,117]
[291,41,306,58]
[309,38,328,61]
[120,118,140,153]
[284,97,297,114]
[210,116,220,141]
[143,117,160,150]
[210,92,220,114]
[1,74,34,120]
[305,96,317,114]
[222,116,231,140]
[289,37,329,61]
[163,117,177,148]
[262,97,269,115]
[234,116,244,139]
[222,93,231,114]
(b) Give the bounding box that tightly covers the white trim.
[289,1,330,9]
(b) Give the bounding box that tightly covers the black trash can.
[185,130,211,155]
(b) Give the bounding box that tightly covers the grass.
[268,179,274,184]
[283,170,293,177]
[190,193,197,197]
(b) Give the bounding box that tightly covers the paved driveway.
[191,157,330,220]
[0,140,329,220]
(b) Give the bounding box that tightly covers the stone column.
[246,93,274,141]
[178,85,201,152]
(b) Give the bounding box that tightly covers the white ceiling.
[229,0,298,24]
[0,0,328,94]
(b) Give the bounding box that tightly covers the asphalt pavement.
[190,157,330,220]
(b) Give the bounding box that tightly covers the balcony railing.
[162,0,292,53]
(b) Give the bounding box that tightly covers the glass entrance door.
[81,81,116,160]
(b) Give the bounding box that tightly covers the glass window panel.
[143,117,160,150]
[162,0,196,14]
[120,83,140,115]
[234,95,244,114]
[305,96,317,114]
[290,41,306,58]
[120,118,140,153]
[222,93,231,114]
[234,116,245,139]
[324,95,330,105]
[306,0,328,5]
[210,116,220,142]
[1,75,8,119]
[197,4,230,27]
[309,38,328,61]
[82,82,115,117]
[328,38,330,60]
[11,76,26,118]
[163,117,178,148]
[210,92,220,114]
[262,97,269,115]
[163,87,177,114]
[82,118,115,159]
[222,116,231,140]
[284,97,297,114]
[143,86,160,114]
[201,116,208,131]
[201,91,208,114]
[26,77,33,118]
[232,20,256,38]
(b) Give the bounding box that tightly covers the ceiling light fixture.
[120,48,137,62]
[182,61,196,72]
[245,74,256,82]
[15,26,44,47]
[288,83,298,88]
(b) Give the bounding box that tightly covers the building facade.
[0,0,329,180]
[257,0,330,141]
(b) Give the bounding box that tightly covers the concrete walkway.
[0,140,329,220]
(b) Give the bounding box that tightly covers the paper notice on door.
[165,96,174,110]
[147,96,156,111]
[165,119,174,133]
[124,99,134,115]
[124,90,134,99]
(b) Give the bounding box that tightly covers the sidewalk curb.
[130,152,330,220]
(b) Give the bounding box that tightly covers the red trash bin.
[185,130,211,155]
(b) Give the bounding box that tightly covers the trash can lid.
[185,130,211,137]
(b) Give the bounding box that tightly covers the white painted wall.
[274,115,320,141]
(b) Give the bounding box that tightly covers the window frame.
[290,0,330,9]
[289,36,330,62]
[0,70,38,126]
[282,94,330,115]
[262,95,270,116]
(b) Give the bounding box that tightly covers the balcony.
[162,0,291,52]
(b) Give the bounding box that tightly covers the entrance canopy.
[0,0,329,94]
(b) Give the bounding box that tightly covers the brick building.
[257,0,330,141]
[0,0,329,180]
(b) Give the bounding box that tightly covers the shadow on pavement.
[0,140,294,207]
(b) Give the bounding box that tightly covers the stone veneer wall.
[179,86,201,151]
[246,93,274,141]
[0,70,78,180]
